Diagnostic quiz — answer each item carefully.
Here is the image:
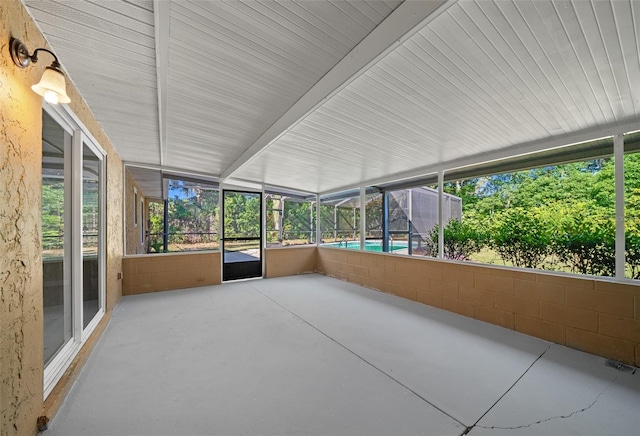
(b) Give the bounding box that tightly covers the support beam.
[360,186,366,250]
[324,120,640,197]
[334,206,337,242]
[163,199,169,253]
[438,171,444,259]
[220,0,451,181]
[316,194,321,245]
[382,192,389,253]
[614,134,625,278]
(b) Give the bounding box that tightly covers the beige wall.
[265,246,317,278]
[1,3,44,433]
[1,1,123,434]
[122,247,317,295]
[124,168,147,255]
[123,252,222,295]
[317,247,640,367]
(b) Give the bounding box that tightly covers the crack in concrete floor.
[471,375,618,432]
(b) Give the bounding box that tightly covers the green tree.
[42,183,65,252]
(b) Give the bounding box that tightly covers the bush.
[626,230,640,279]
[552,205,615,276]
[424,219,486,260]
[490,207,552,269]
[625,192,640,279]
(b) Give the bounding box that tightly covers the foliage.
[148,238,165,253]
[442,153,640,279]
[424,219,486,260]
[489,207,553,269]
[551,203,615,276]
[266,196,315,244]
[625,184,640,279]
[146,181,220,252]
[626,226,640,279]
[223,192,259,236]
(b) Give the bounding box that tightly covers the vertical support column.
[360,186,366,250]
[438,171,444,259]
[163,199,169,253]
[261,187,267,250]
[408,188,413,256]
[308,201,311,244]
[219,185,225,282]
[614,134,625,278]
[334,205,337,241]
[353,207,357,241]
[316,194,321,246]
[382,191,389,253]
[279,198,285,245]
[261,186,266,277]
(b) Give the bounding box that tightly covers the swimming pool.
[322,240,408,252]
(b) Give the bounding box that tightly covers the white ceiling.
[24,0,640,196]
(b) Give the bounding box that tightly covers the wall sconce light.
[9,37,71,104]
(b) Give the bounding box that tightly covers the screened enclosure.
[320,187,462,255]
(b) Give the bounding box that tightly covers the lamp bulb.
[43,90,59,104]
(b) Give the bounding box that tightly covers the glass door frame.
[42,103,106,399]
[74,130,106,340]
[221,187,264,281]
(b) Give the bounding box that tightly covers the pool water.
[323,240,408,252]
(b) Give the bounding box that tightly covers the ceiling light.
[9,37,71,104]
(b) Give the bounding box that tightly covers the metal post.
[310,200,314,244]
[438,171,444,259]
[163,199,169,253]
[334,205,337,242]
[316,194,321,245]
[382,191,389,252]
[360,186,366,250]
[353,206,357,241]
[408,188,413,256]
[614,134,625,278]
[279,198,284,245]
[408,219,413,256]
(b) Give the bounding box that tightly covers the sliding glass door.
[42,110,73,367]
[81,140,104,330]
[41,106,106,397]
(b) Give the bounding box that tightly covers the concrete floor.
[45,274,639,436]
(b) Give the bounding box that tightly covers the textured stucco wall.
[105,144,124,312]
[1,2,47,434]
[1,0,124,434]
[124,168,146,256]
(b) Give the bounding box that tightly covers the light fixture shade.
[31,66,71,104]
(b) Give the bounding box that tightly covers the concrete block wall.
[124,169,147,255]
[122,252,221,295]
[317,247,640,367]
[265,246,317,278]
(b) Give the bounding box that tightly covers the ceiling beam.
[319,119,640,196]
[153,0,171,167]
[220,0,454,182]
